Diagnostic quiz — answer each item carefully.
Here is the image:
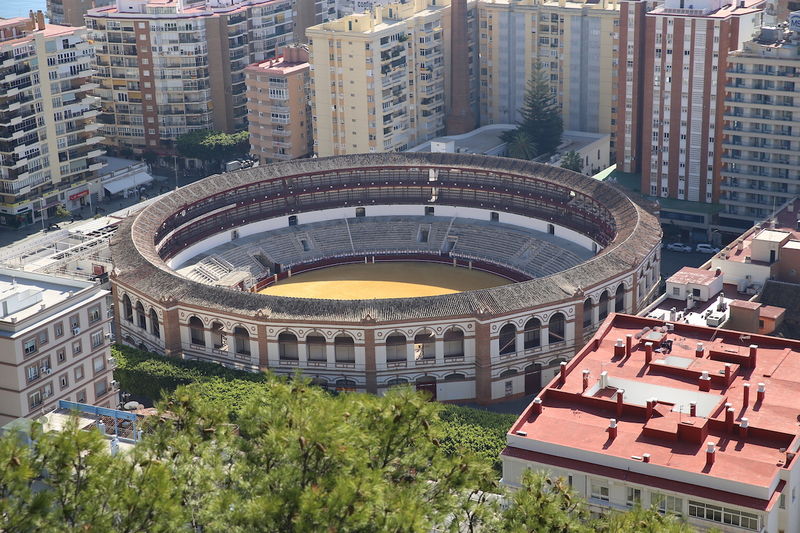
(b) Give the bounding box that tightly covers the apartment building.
[504,313,800,533]
[47,0,115,27]
[0,267,115,426]
[616,0,764,213]
[479,0,620,145]
[85,0,294,155]
[246,45,312,163]
[0,13,105,228]
[719,22,800,233]
[308,0,478,156]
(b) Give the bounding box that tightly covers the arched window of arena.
[615,284,626,313]
[149,309,160,338]
[549,313,566,344]
[278,332,298,360]
[444,373,465,381]
[499,324,516,355]
[210,321,226,350]
[499,369,518,378]
[443,328,464,358]
[123,295,133,323]
[387,378,408,387]
[583,298,593,328]
[234,327,251,356]
[306,334,326,361]
[414,330,435,360]
[335,378,357,392]
[523,318,541,350]
[334,335,355,363]
[598,291,609,321]
[189,316,205,346]
[386,333,407,363]
[135,302,146,330]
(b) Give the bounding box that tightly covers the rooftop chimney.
[645,398,655,420]
[757,382,766,404]
[644,342,653,364]
[739,417,749,438]
[532,397,543,414]
[699,371,711,392]
[625,334,633,357]
[743,382,750,409]
[444,0,476,134]
[695,342,705,358]
[749,345,758,368]
[724,363,732,383]
[725,405,735,433]
[706,442,716,467]
[616,388,625,417]
[559,361,568,386]
[614,338,625,358]
[608,418,618,439]
[35,10,45,31]
[689,402,697,417]
[642,452,651,463]
[582,369,590,392]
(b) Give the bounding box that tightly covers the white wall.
[169,204,601,269]
[437,380,475,401]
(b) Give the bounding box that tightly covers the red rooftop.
[503,313,800,531]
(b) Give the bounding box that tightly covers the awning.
[103,172,153,195]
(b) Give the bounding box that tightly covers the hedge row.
[113,344,515,472]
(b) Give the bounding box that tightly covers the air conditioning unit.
[41,367,51,374]
[110,380,119,389]
[72,327,80,335]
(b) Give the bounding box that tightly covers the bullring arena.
[111,153,662,403]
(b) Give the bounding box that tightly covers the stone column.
[364,329,377,394]
[257,324,269,369]
[435,338,445,365]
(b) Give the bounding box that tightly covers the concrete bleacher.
[176,215,594,282]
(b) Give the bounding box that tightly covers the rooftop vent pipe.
[750,345,758,368]
[689,402,697,417]
[696,342,705,358]
[532,397,543,414]
[706,442,716,467]
[699,371,711,392]
[626,334,633,357]
[614,338,625,358]
[616,389,625,418]
[739,417,749,438]
[559,361,568,386]
[608,418,618,439]
[757,382,766,404]
[582,369,590,392]
[743,382,750,408]
[642,453,650,463]
[645,342,653,364]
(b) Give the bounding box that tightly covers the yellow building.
[308,0,479,156]
[479,0,620,147]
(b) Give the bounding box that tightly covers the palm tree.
[560,150,584,173]
[506,130,538,160]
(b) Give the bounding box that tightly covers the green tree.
[561,150,584,173]
[505,129,538,160]
[176,130,250,170]
[504,64,563,158]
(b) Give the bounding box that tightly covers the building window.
[29,390,43,409]
[386,333,407,362]
[74,365,84,381]
[23,339,37,356]
[626,487,641,507]
[278,332,298,360]
[38,330,49,346]
[59,374,69,390]
[334,335,355,363]
[76,389,86,403]
[70,314,80,331]
[93,356,106,374]
[73,340,82,356]
[688,501,759,531]
[94,379,108,398]
[91,330,104,349]
[88,305,101,323]
[55,322,64,337]
[443,328,464,358]
[652,493,682,515]
[57,349,66,364]
[590,482,609,502]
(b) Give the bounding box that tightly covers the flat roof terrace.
[506,313,800,504]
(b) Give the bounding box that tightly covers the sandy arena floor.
[259,261,509,300]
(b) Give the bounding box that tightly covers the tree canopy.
[176,130,250,165]
[503,64,563,160]
[560,150,584,173]
[0,346,699,532]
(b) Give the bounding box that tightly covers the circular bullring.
[111,152,662,403]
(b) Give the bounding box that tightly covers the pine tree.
[517,64,563,157]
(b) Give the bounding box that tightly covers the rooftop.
[0,267,94,324]
[719,198,800,265]
[667,266,721,286]
[406,124,513,155]
[507,313,800,507]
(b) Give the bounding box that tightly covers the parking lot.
[660,248,716,279]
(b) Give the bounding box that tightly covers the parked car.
[696,243,721,254]
[666,243,692,253]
